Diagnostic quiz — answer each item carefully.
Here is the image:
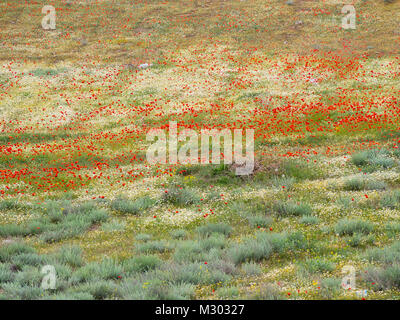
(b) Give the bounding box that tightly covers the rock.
[2,239,15,245]
[138,63,152,69]
[123,64,135,70]
[10,264,19,272]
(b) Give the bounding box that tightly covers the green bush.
[175,262,231,285]
[123,255,162,273]
[0,224,29,237]
[0,283,44,300]
[228,231,306,265]
[298,258,335,275]
[282,160,322,180]
[119,278,147,299]
[0,200,21,211]
[199,234,227,251]
[71,258,123,283]
[173,241,207,263]
[0,263,14,283]
[11,253,51,268]
[241,262,262,276]
[0,242,35,263]
[136,240,171,254]
[56,245,84,268]
[47,291,94,300]
[229,238,273,265]
[162,185,200,206]
[101,219,126,232]
[167,282,196,300]
[75,280,120,300]
[111,196,155,214]
[300,215,319,225]
[334,218,374,236]
[366,241,400,264]
[274,201,312,216]
[0,201,109,242]
[363,265,400,290]
[271,176,296,190]
[345,233,374,247]
[206,258,237,275]
[248,215,273,228]
[247,283,285,300]
[196,223,232,237]
[320,278,341,299]
[170,229,187,239]
[381,190,400,209]
[352,149,395,171]
[216,286,240,299]
[14,267,42,286]
[343,176,386,191]
[135,233,152,242]
[386,222,400,237]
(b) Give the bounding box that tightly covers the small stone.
[10,264,19,272]
[2,239,14,244]
[138,63,152,69]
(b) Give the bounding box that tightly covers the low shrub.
[380,190,400,209]
[136,240,171,254]
[274,201,312,216]
[241,262,262,276]
[320,278,341,299]
[56,245,84,268]
[248,215,273,228]
[75,280,120,300]
[352,149,395,171]
[196,223,232,237]
[298,258,335,275]
[300,215,319,225]
[271,176,296,190]
[247,283,285,300]
[123,255,162,273]
[170,229,187,239]
[0,242,36,263]
[343,176,386,191]
[162,185,200,206]
[228,231,306,265]
[111,196,155,214]
[334,219,374,236]
[216,286,240,299]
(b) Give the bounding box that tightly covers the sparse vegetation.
[0,0,399,301]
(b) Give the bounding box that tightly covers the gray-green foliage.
[0,201,109,242]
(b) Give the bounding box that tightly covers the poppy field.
[0,0,400,300]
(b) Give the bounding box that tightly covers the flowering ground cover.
[0,0,400,300]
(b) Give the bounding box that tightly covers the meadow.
[0,0,400,300]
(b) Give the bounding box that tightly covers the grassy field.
[0,0,400,300]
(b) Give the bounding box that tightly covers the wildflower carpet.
[0,0,400,300]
